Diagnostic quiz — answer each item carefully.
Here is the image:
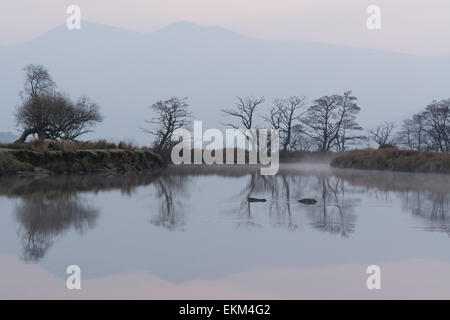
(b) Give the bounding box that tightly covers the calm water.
[0,164,449,299]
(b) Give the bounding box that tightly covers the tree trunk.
[14,129,33,144]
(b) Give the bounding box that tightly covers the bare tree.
[421,99,449,152]
[335,91,364,151]
[222,96,265,150]
[14,64,102,143]
[15,64,55,142]
[142,97,191,152]
[52,95,103,141]
[368,122,396,148]
[305,91,362,151]
[397,114,430,151]
[222,96,264,131]
[21,64,56,101]
[265,96,307,152]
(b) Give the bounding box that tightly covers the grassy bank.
[0,152,35,175]
[331,148,450,174]
[0,141,163,175]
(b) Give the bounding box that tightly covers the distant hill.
[1,21,449,144]
[0,132,18,143]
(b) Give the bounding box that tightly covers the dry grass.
[0,139,142,152]
[0,153,34,175]
[331,148,450,174]
[0,139,163,175]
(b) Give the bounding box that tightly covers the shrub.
[331,148,450,174]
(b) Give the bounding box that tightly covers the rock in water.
[248,197,267,203]
[298,198,318,205]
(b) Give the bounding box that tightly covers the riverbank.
[331,148,450,174]
[0,148,164,175]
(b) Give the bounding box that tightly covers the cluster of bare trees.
[397,99,450,152]
[14,64,103,143]
[220,90,364,152]
[14,64,446,154]
[305,91,364,151]
[146,89,450,154]
[219,93,449,153]
[146,91,365,154]
[366,100,449,152]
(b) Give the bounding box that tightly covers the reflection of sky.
[0,170,449,284]
[2,254,450,299]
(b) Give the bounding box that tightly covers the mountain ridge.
[4,20,449,57]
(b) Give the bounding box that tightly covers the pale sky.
[1,0,450,54]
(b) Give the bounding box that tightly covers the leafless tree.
[334,91,364,151]
[265,96,308,152]
[15,64,55,142]
[368,122,396,148]
[142,97,191,152]
[305,91,362,151]
[305,94,339,151]
[397,114,430,151]
[21,64,55,101]
[222,96,265,150]
[14,64,102,143]
[421,99,449,152]
[222,96,264,131]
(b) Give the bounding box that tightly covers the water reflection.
[335,170,450,234]
[0,173,161,262]
[231,171,357,236]
[0,165,449,263]
[15,196,99,262]
[150,174,189,231]
[402,192,450,233]
[304,176,357,237]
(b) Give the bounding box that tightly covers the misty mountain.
[1,21,449,144]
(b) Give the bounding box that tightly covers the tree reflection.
[232,170,357,236]
[150,174,188,231]
[303,176,357,237]
[0,172,161,262]
[15,196,99,262]
[235,173,267,229]
[336,169,450,235]
[402,191,450,234]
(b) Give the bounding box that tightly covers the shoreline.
[0,148,164,176]
[1,147,449,176]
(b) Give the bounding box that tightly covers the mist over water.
[0,164,449,298]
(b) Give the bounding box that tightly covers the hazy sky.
[1,0,449,54]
